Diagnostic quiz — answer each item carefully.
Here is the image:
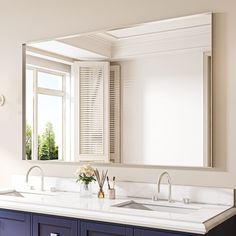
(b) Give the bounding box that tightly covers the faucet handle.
[183,198,190,204]
[152,193,159,201]
[29,185,35,190]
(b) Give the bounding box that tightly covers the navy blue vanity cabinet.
[32,214,78,236]
[0,208,235,236]
[81,220,133,236]
[0,209,31,236]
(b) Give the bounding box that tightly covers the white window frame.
[26,65,67,161]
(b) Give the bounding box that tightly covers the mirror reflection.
[23,12,212,167]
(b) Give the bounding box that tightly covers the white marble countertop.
[0,190,235,235]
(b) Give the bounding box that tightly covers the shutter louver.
[110,65,121,163]
[80,66,104,154]
[75,62,109,162]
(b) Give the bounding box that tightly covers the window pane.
[37,94,63,160]
[38,71,62,90]
[26,69,34,160]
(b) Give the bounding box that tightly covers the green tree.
[25,122,32,160]
[39,142,50,160]
[39,122,58,160]
[38,134,41,155]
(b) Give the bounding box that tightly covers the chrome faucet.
[25,166,44,191]
[153,171,173,202]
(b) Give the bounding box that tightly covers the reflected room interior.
[24,12,212,167]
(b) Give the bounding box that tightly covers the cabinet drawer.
[0,209,31,236]
[81,221,133,236]
[0,208,26,221]
[33,214,78,236]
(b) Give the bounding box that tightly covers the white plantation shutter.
[109,65,121,163]
[75,61,109,162]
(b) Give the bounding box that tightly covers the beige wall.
[0,0,236,188]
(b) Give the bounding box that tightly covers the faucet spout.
[155,171,173,202]
[25,166,44,191]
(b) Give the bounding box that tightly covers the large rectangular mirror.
[23,12,212,167]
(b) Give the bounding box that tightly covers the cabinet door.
[0,209,31,236]
[81,221,133,236]
[134,228,196,236]
[33,214,78,236]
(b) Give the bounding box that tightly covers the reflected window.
[26,67,66,160]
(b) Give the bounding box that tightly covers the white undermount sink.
[0,189,56,198]
[112,200,199,214]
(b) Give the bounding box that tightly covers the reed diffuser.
[94,169,108,198]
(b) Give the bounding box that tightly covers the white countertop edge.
[204,208,236,233]
[0,200,235,235]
